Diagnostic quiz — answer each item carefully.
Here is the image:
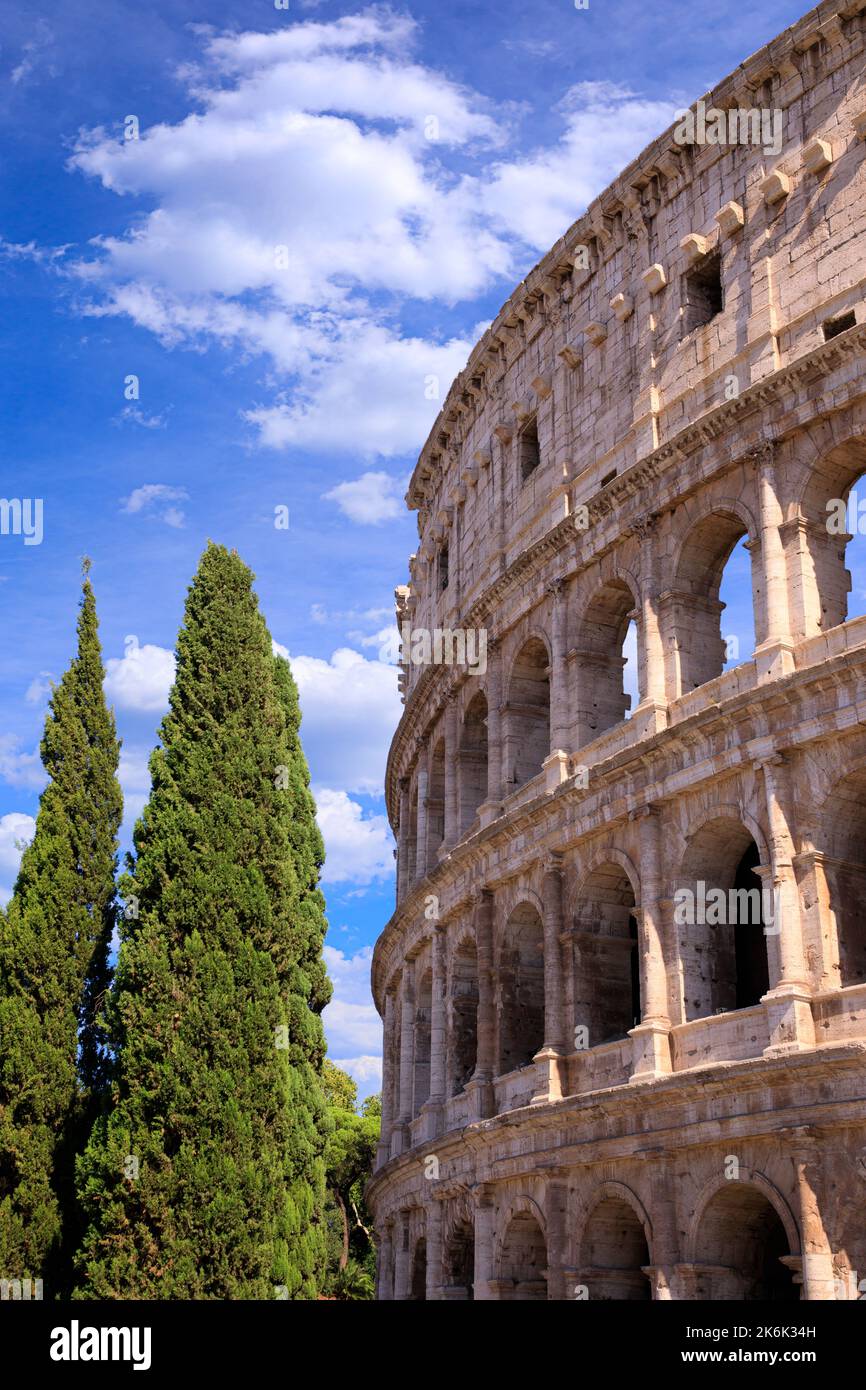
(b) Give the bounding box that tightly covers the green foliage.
[73,544,332,1299]
[0,567,122,1294]
[320,1063,379,1299]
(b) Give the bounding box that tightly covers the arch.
[443,1217,475,1300]
[494,1197,548,1301]
[458,689,488,834]
[572,859,641,1046]
[688,1173,800,1301]
[817,764,866,986]
[448,933,479,1096]
[578,1180,653,1249]
[503,637,550,789]
[676,813,771,1020]
[578,1183,652,1300]
[797,435,866,635]
[574,577,639,744]
[413,967,432,1114]
[497,900,545,1074]
[670,507,756,694]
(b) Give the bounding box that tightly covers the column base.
[543,749,570,792]
[762,986,815,1055]
[629,1019,673,1080]
[419,1098,445,1142]
[754,637,796,684]
[628,699,668,740]
[531,1046,568,1103]
[465,1074,495,1122]
[477,798,503,828]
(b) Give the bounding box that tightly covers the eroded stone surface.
[369,0,866,1302]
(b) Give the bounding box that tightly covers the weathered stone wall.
[370,0,866,1301]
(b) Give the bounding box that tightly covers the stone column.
[761,755,814,1054]
[423,925,447,1138]
[533,854,567,1102]
[630,805,673,1078]
[544,581,570,790]
[752,441,795,683]
[397,960,416,1149]
[442,693,459,853]
[479,640,504,825]
[633,515,668,733]
[790,1133,836,1300]
[466,890,496,1121]
[473,1185,496,1301]
[646,1160,679,1299]
[396,777,410,903]
[393,1210,411,1301]
[376,988,397,1168]
[426,1197,444,1301]
[377,1225,394,1301]
[544,1179,569,1300]
[415,743,429,883]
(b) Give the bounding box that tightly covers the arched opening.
[580,1196,651,1300]
[427,739,445,863]
[444,1220,475,1300]
[672,510,753,695]
[413,969,432,1114]
[496,1211,547,1300]
[820,767,866,986]
[410,1237,427,1301]
[693,1185,799,1301]
[572,863,641,1047]
[798,438,866,638]
[498,903,545,1075]
[574,579,638,744]
[448,937,479,1096]
[458,691,488,834]
[676,818,770,1021]
[504,639,550,790]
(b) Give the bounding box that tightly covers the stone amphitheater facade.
[368,0,866,1301]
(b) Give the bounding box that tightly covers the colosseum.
[368,0,866,1301]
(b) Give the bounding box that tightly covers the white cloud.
[323,470,405,525]
[291,647,401,793]
[103,636,175,713]
[118,744,153,829]
[120,483,188,528]
[272,639,290,660]
[0,735,45,791]
[25,671,54,704]
[315,787,394,885]
[331,1055,382,1092]
[322,944,381,1059]
[0,812,36,905]
[60,20,680,461]
[115,405,167,430]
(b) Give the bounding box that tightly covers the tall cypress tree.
[0,562,122,1294]
[74,543,332,1299]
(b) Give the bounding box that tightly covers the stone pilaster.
[761,754,814,1055]
[543,581,571,789]
[473,1186,496,1301]
[415,743,429,882]
[752,441,795,683]
[441,693,459,853]
[630,805,673,1079]
[396,776,410,903]
[533,853,568,1102]
[466,890,496,1121]
[422,925,447,1139]
[396,960,416,1150]
[478,640,504,825]
[376,988,397,1168]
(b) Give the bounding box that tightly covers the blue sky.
[0,0,835,1098]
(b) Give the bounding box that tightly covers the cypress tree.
[74,543,332,1299]
[0,562,122,1294]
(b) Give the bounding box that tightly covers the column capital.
[542,849,565,877]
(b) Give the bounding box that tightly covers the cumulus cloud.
[103,636,175,713]
[118,744,153,829]
[291,647,401,793]
[0,735,45,791]
[25,671,54,705]
[0,812,36,905]
[322,943,381,1057]
[120,484,188,528]
[315,788,394,885]
[323,470,405,524]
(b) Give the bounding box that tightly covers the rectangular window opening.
[438,544,449,592]
[519,417,540,483]
[823,310,856,341]
[681,251,724,337]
